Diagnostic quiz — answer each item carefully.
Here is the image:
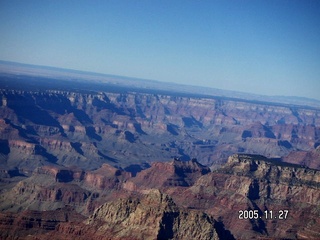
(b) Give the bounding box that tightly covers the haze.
[0,0,319,100]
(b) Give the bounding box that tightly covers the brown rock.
[124,158,210,191]
[86,189,220,240]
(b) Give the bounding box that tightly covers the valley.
[0,66,319,239]
[0,75,319,172]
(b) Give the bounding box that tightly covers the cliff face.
[86,189,220,240]
[176,154,320,239]
[0,159,208,215]
[282,146,320,169]
[0,206,85,240]
[123,158,210,190]
[0,163,131,216]
[0,89,319,171]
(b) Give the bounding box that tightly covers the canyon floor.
[0,62,319,239]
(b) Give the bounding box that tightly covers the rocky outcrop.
[36,164,131,188]
[214,154,320,208]
[123,158,210,191]
[35,165,84,182]
[282,146,320,170]
[221,154,320,188]
[0,164,131,215]
[83,164,131,190]
[86,189,221,240]
[0,206,85,239]
[170,154,320,239]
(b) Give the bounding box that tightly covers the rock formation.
[123,158,210,191]
[86,190,221,240]
[172,154,320,239]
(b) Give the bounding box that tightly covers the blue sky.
[0,1,319,100]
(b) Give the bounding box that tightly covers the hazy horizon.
[0,1,319,100]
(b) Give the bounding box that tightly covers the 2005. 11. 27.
[238,210,289,220]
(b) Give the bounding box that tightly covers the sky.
[0,0,320,100]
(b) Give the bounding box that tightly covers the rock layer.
[86,190,221,240]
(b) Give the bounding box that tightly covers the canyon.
[0,76,319,172]
[0,64,320,239]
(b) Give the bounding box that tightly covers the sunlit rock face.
[0,89,319,171]
[168,154,320,239]
[85,190,221,240]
